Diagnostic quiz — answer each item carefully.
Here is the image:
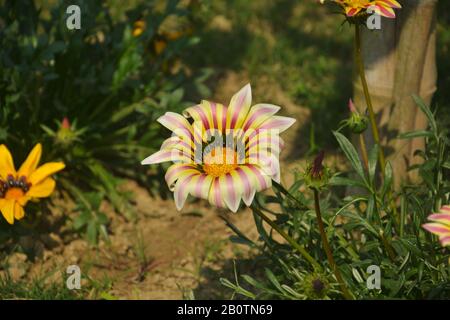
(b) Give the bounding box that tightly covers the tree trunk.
[353,0,437,188]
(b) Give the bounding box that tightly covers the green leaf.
[368,144,378,185]
[381,161,393,197]
[333,131,366,182]
[265,269,283,293]
[87,221,98,245]
[398,130,433,140]
[412,95,436,133]
[329,175,367,189]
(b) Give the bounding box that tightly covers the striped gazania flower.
[422,205,450,247]
[141,84,295,212]
[332,0,401,18]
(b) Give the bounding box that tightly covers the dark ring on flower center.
[0,174,32,197]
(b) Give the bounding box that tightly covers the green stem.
[359,134,369,171]
[355,24,400,226]
[313,189,353,300]
[252,205,321,271]
[354,24,386,175]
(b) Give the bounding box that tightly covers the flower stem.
[313,189,353,300]
[354,24,386,175]
[359,134,369,171]
[252,205,321,270]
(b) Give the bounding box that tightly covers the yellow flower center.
[203,148,238,177]
[5,187,24,200]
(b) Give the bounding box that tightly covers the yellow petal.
[18,143,42,178]
[17,195,30,207]
[0,144,16,179]
[14,202,25,220]
[0,199,15,224]
[29,162,65,185]
[27,177,56,198]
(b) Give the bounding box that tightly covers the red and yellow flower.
[423,205,450,247]
[323,0,402,19]
[141,84,295,212]
[0,143,65,224]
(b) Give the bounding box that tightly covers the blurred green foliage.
[0,0,209,244]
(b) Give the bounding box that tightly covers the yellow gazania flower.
[132,20,146,37]
[331,0,401,18]
[0,143,65,224]
[142,84,295,212]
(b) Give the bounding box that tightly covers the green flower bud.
[298,273,330,299]
[303,151,331,191]
[342,99,368,134]
[348,112,369,134]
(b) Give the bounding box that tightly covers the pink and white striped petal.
[258,116,296,134]
[371,4,396,18]
[174,172,201,210]
[161,137,195,158]
[165,163,201,190]
[439,235,450,247]
[158,112,194,140]
[219,174,242,212]
[141,148,192,165]
[190,174,214,201]
[377,0,401,9]
[422,223,450,236]
[183,102,213,132]
[239,164,272,192]
[428,213,450,226]
[208,177,226,209]
[242,103,281,131]
[226,84,252,130]
[233,168,257,206]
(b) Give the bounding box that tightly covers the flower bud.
[303,151,331,191]
[343,99,368,134]
[56,117,77,147]
[298,273,330,299]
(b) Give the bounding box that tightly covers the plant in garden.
[221,96,449,299]
[0,143,64,224]
[0,0,208,244]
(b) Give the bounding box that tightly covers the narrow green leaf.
[412,95,436,133]
[398,130,433,140]
[368,144,378,185]
[333,131,366,182]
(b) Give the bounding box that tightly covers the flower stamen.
[203,148,238,177]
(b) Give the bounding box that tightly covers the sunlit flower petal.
[226,83,252,129]
[423,205,450,247]
[330,0,402,19]
[18,143,42,178]
[29,162,65,185]
[27,178,56,198]
[14,201,24,220]
[0,199,15,224]
[0,144,16,179]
